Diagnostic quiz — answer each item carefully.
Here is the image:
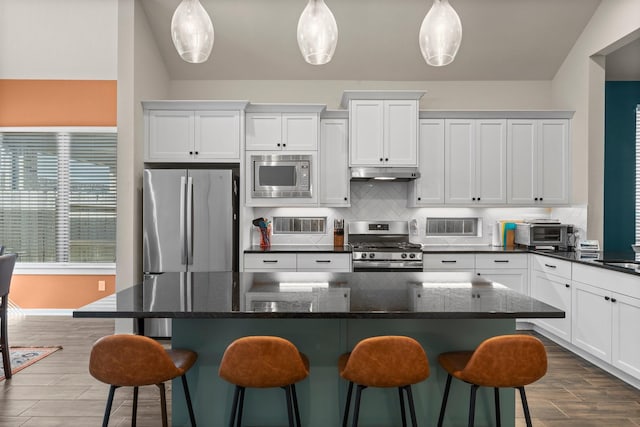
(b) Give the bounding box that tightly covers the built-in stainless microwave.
[251,154,312,198]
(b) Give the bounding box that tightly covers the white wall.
[551,0,640,241]
[0,0,117,79]
[169,80,553,110]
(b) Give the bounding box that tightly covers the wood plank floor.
[0,316,638,426]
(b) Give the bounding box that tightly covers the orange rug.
[0,346,63,380]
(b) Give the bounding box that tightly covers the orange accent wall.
[0,79,117,126]
[9,275,116,309]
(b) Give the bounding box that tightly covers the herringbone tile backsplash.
[251,181,587,246]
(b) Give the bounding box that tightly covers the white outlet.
[98,280,106,292]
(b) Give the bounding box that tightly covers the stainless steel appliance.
[514,221,575,251]
[143,166,239,336]
[350,167,420,181]
[348,221,423,271]
[251,154,312,198]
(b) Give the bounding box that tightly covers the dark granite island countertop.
[73,271,564,320]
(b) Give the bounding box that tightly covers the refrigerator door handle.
[180,176,187,265]
[186,176,194,265]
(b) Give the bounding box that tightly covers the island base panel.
[171,318,516,427]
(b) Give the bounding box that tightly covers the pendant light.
[171,0,214,64]
[419,0,462,67]
[297,0,338,65]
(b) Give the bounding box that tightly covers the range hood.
[350,167,420,181]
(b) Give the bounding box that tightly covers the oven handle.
[352,260,424,270]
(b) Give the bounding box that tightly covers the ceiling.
[139,0,608,82]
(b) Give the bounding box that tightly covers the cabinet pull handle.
[263,260,278,263]
[315,260,331,263]
[605,296,610,301]
[565,284,570,288]
[493,260,509,263]
[544,263,556,269]
[441,260,457,263]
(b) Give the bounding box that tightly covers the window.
[0,129,117,263]
[426,217,481,237]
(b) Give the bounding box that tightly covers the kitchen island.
[74,271,564,427]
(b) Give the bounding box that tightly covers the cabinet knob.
[540,197,543,201]
[417,197,422,201]
[385,158,389,162]
[477,197,481,201]
[344,197,348,201]
[534,197,539,201]
[565,284,570,288]
[283,144,286,147]
[277,143,281,147]
[477,272,481,276]
[605,296,610,301]
[472,197,476,201]
[611,298,617,303]
[189,151,193,155]
[194,151,199,155]
[380,158,384,162]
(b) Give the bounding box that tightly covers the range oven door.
[352,260,423,272]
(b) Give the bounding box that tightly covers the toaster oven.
[515,222,575,251]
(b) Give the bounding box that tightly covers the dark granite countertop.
[530,250,640,276]
[245,245,350,253]
[73,271,564,320]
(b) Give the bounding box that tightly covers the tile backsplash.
[250,181,587,246]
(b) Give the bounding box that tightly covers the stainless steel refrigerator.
[142,166,239,337]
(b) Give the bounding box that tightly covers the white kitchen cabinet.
[349,99,418,166]
[297,253,351,272]
[244,253,297,272]
[245,113,318,151]
[423,253,475,272]
[243,252,350,272]
[144,101,246,163]
[572,281,612,362]
[508,119,569,205]
[475,253,528,294]
[445,119,506,204]
[409,119,445,205]
[319,118,350,206]
[571,263,640,379]
[530,255,572,342]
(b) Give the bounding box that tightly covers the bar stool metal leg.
[468,384,479,427]
[229,386,240,427]
[352,385,366,427]
[132,386,139,427]
[158,382,168,427]
[291,383,302,427]
[437,374,453,427]
[237,387,246,427]
[398,387,407,427]
[284,385,295,427]
[518,386,533,427]
[181,374,197,426]
[405,386,418,427]
[494,387,501,427]
[342,381,354,427]
[102,385,118,427]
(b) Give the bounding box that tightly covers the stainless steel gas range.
[348,221,423,272]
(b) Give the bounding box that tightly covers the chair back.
[461,334,547,388]
[219,336,309,388]
[340,336,430,388]
[89,334,182,387]
[0,245,4,255]
[0,254,17,297]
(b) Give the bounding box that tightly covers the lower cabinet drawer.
[475,253,528,269]
[244,253,297,271]
[423,253,475,270]
[297,253,351,271]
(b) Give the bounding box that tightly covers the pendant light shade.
[171,0,214,64]
[297,0,338,65]
[419,0,462,67]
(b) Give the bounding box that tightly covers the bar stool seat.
[89,334,198,427]
[437,334,547,427]
[219,336,309,427]
[338,336,430,427]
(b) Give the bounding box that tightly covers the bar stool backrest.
[460,335,547,388]
[0,254,17,298]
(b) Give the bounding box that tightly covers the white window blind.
[0,131,117,263]
[636,105,640,244]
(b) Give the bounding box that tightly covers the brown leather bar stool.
[437,334,547,427]
[89,334,198,427]
[338,336,430,427]
[219,336,309,427]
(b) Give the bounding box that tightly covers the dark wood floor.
[0,316,639,426]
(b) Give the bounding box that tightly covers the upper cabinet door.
[282,114,318,150]
[194,110,241,161]
[475,119,506,204]
[319,119,350,206]
[147,110,194,162]
[538,119,569,205]
[410,119,445,205]
[245,113,282,150]
[507,120,537,204]
[349,100,385,166]
[384,100,418,166]
[445,119,475,204]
